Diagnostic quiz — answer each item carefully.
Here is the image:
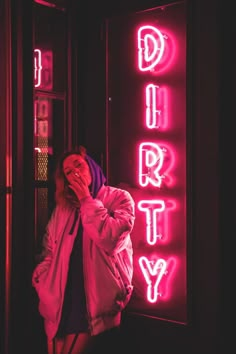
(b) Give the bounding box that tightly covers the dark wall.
[219,0,234,351]
[76,0,178,166]
[75,0,228,353]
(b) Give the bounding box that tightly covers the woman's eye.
[75,162,82,168]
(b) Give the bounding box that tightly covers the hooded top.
[85,154,106,198]
[32,151,135,340]
[57,154,106,336]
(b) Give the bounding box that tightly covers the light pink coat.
[32,185,135,340]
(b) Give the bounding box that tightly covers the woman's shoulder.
[101,184,134,201]
[51,204,75,219]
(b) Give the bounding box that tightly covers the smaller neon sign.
[34,48,53,90]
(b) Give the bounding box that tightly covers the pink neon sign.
[137,25,170,303]
[34,48,53,154]
[145,84,168,129]
[138,256,167,303]
[34,49,42,88]
[138,142,165,188]
[137,25,165,72]
[134,20,186,306]
[107,2,187,322]
[34,48,53,90]
[137,200,165,245]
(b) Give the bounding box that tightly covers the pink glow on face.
[138,256,167,302]
[34,49,42,88]
[138,200,165,245]
[145,84,168,129]
[137,25,165,72]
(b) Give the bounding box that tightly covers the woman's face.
[63,154,92,187]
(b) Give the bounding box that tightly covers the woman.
[32,146,135,354]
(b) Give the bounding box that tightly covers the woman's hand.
[67,172,90,201]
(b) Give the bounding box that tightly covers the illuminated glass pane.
[34,2,66,92]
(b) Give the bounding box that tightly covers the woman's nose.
[73,170,80,177]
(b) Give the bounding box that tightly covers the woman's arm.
[80,188,135,254]
[32,212,55,289]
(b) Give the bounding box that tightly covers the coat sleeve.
[32,210,55,290]
[80,188,135,254]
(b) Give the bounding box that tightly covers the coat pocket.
[38,285,61,322]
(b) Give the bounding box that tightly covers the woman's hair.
[54,145,86,207]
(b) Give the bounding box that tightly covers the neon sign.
[34,48,53,90]
[34,48,53,154]
[137,25,165,72]
[139,256,167,303]
[145,84,168,129]
[107,2,187,322]
[135,21,185,306]
[137,25,169,301]
[137,200,165,245]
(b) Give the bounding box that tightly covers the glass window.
[34,2,67,93]
[34,96,65,246]
[33,1,67,250]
